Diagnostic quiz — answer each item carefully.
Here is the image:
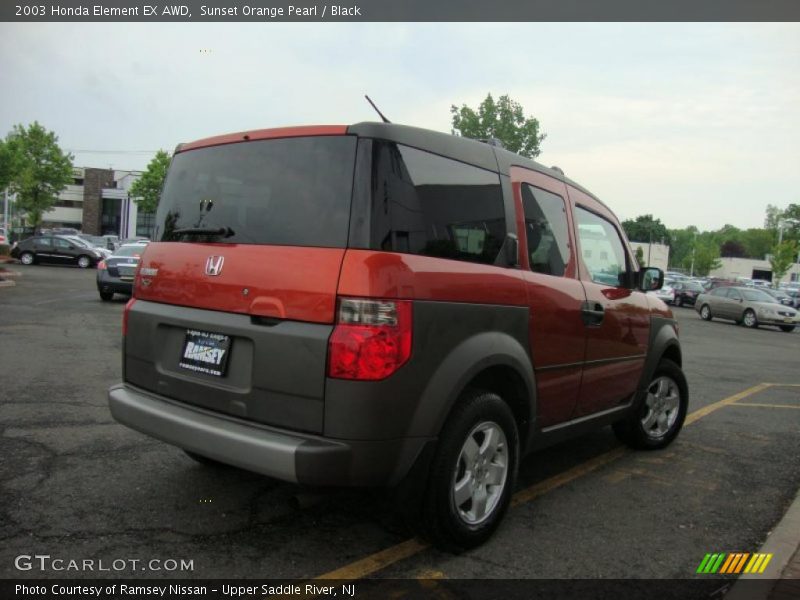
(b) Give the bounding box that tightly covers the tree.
[130,150,171,214]
[4,122,73,228]
[764,204,783,230]
[451,93,546,158]
[634,245,645,267]
[692,239,722,276]
[0,139,19,192]
[621,214,671,246]
[720,240,746,258]
[769,240,798,285]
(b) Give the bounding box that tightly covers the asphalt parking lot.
[1,265,799,588]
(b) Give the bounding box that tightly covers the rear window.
[368,141,506,265]
[155,136,357,247]
[114,245,146,257]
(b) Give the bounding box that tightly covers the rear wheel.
[613,359,688,450]
[422,389,519,551]
[779,325,795,333]
[675,296,682,308]
[77,255,91,269]
[743,309,758,328]
[699,304,712,321]
[20,252,35,265]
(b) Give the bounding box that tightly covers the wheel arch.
[412,331,536,448]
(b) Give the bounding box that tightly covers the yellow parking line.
[730,403,800,410]
[684,383,772,425]
[312,381,782,582]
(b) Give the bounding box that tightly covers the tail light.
[122,298,137,336]
[327,298,412,381]
[97,260,107,270]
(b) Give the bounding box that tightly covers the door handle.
[582,302,605,326]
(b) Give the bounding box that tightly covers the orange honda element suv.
[109,123,687,550]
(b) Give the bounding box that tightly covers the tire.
[742,309,758,328]
[675,296,682,308]
[780,325,795,333]
[77,255,92,269]
[183,450,231,468]
[422,389,519,552]
[699,304,712,321]
[20,252,35,266]
[99,291,114,301]
[613,359,688,450]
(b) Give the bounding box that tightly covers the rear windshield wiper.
[172,226,235,238]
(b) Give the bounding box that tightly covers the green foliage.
[621,214,671,246]
[769,241,798,284]
[692,239,722,276]
[451,93,546,158]
[0,139,19,191]
[634,245,645,267]
[130,150,171,214]
[720,239,746,258]
[3,122,73,228]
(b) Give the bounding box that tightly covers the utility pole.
[3,188,8,234]
[690,231,697,277]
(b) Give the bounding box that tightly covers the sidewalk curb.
[724,486,800,599]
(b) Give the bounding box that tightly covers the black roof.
[347,121,608,211]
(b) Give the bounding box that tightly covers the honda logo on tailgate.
[205,256,225,276]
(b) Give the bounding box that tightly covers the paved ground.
[1,265,798,591]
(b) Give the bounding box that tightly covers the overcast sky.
[1,22,798,231]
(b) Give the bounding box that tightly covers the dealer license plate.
[179,329,232,377]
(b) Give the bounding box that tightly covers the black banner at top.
[3,0,800,22]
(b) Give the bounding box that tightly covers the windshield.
[156,136,357,247]
[113,245,146,258]
[741,289,778,303]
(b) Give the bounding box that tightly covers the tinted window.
[575,207,628,286]
[36,237,52,248]
[710,287,728,297]
[727,289,742,300]
[54,238,72,249]
[156,136,357,247]
[521,184,570,276]
[369,142,505,265]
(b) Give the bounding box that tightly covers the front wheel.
[77,255,92,269]
[20,252,35,265]
[779,325,795,333]
[699,304,713,321]
[743,309,758,328]
[613,359,688,450]
[422,389,519,552]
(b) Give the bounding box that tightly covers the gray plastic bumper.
[108,383,429,486]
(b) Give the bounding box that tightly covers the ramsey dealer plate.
[179,329,232,377]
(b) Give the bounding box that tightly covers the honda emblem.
[205,256,225,276]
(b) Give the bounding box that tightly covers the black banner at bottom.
[0,578,781,600]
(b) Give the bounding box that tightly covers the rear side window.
[575,207,629,287]
[369,141,506,265]
[156,136,357,247]
[521,184,570,276]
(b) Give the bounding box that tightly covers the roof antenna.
[364,95,391,123]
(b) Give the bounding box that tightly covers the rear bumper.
[97,271,134,294]
[108,383,431,486]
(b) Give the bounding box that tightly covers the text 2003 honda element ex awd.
[109,122,687,550]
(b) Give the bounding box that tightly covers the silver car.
[695,286,799,332]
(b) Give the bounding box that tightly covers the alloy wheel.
[641,376,680,439]
[452,421,508,525]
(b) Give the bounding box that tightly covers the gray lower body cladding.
[115,298,531,486]
[109,383,429,486]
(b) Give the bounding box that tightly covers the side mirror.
[639,267,664,291]
[504,233,519,267]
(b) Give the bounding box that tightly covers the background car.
[10,234,104,268]
[96,242,148,300]
[63,235,112,259]
[648,282,675,304]
[671,280,705,307]
[762,287,795,307]
[695,286,799,332]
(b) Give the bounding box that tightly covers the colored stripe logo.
[696,553,773,574]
